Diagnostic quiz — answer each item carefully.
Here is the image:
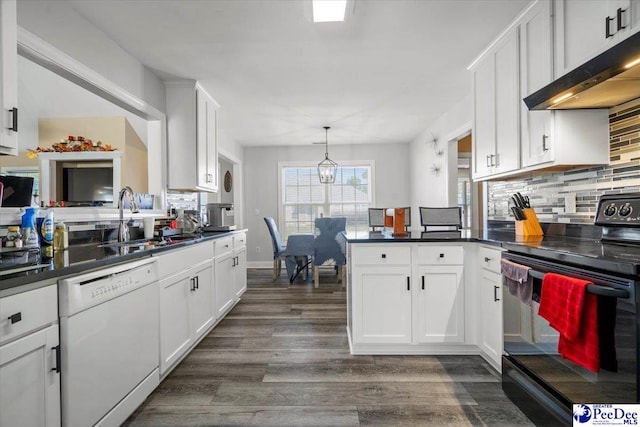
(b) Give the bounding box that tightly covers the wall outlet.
[255,246,261,253]
[565,193,577,214]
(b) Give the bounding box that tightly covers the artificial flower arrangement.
[27,135,115,159]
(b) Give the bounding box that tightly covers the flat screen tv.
[62,167,113,205]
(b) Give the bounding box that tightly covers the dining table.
[283,233,315,283]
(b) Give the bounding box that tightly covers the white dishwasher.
[58,257,159,427]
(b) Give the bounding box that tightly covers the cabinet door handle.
[617,8,627,31]
[606,15,615,38]
[421,275,425,290]
[542,134,549,151]
[195,276,199,290]
[8,312,22,324]
[486,155,491,168]
[493,153,499,167]
[235,256,239,266]
[52,345,61,373]
[407,277,410,291]
[206,173,214,183]
[494,285,500,302]
[8,107,17,132]
[484,257,491,262]
[190,277,196,291]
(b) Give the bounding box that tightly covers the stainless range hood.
[523,31,640,110]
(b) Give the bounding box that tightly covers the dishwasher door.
[59,259,159,427]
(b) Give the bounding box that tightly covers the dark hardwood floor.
[124,268,534,426]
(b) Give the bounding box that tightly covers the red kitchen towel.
[538,273,599,372]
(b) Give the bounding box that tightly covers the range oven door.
[501,252,638,423]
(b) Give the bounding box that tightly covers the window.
[279,161,374,239]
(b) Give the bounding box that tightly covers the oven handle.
[529,269,630,299]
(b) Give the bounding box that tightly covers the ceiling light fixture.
[312,0,347,22]
[317,126,338,184]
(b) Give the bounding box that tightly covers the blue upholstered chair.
[264,217,287,280]
[313,217,347,288]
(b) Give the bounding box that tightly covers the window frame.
[277,160,376,239]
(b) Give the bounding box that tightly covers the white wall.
[409,94,472,228]
[17,0,166,113]
[244,143,410,265]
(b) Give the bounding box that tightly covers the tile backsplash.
[487,98,640,224]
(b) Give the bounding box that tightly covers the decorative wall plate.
[224,170,232,192]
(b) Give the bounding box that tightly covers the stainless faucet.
[118,186,139,242]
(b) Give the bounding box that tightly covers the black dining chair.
[263,217,287,280]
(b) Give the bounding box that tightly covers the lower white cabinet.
[415,265,464,344]
[0,325,60,427]
[159,259,215,374]
[0,284,60,427]
[233,233,247,299]
[214,248,236,318]
[352,266,413,344]
[478,246,504,371]
[350,244,465,348]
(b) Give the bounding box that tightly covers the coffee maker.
[204,203,236,231]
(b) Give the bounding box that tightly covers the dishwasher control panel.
[58,258,158,316]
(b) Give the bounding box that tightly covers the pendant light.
[317,126,338,184]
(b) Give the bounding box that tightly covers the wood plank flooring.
[124,268,534,426]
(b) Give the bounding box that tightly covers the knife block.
[515,208,544,237]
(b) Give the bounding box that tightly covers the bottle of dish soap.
[39,208,55,257]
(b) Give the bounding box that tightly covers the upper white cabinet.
[166,81,219,192]
[554,0,640,78]
[520,1,610,169]
[472,0,610,180]
[472,27,520,179]
[0,0,18,156]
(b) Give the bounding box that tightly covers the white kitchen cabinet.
[554,0,640,78]
[157,241,216,374]
[478,246,504,371]
[352,266,413,344]
[233,232,247,299]
[214,236,236,318]
[520,1,610,170]
[414,245,464,344]
[0,0,18,156]
[166,80,219,192]
[415,265,465,344]
[0,284,60,427]
[472,27,520,180]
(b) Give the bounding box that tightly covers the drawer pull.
[8,312,22,324]
[52,345,61,373]
[421,276,425,290]
[407,276,410,291]
[381,254,386,259]
[439,253,444,258]
[484,257,491,262]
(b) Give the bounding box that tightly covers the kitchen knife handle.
[606,15,615,38]
[617,8,626,31]
[542,134,549,151]
[8,107,17,132]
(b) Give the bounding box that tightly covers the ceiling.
[66,0,530,147]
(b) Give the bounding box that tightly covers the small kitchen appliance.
[204,203,236,231]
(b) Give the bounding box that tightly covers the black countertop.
[0,231,244,294]
[347,229,640,277]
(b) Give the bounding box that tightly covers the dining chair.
[263,217,287,280]
[419,206,462,235]
[368,208,385,231]
[313,217,347,288]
